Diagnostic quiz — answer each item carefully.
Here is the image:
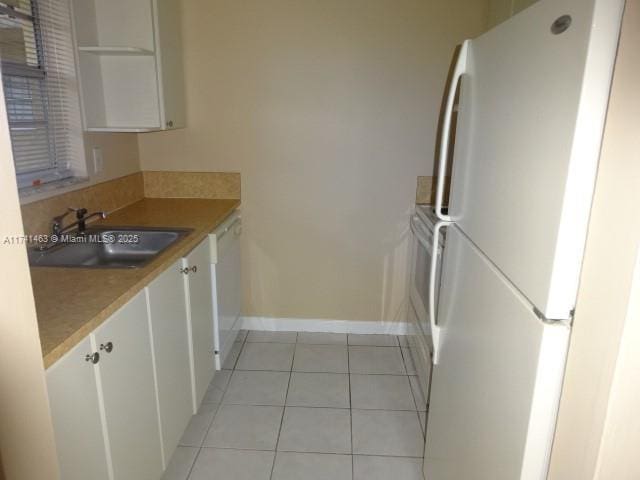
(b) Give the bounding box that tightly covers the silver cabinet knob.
[85,352,100,364]
[100,342,114,353]
[191,265,197,273]
[166,120,174,128]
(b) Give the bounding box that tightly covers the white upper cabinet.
[71,0,185,132]
[154,0,186,130]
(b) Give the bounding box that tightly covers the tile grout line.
[193,444,423,457]
[396,341,409,376]
[399,342,426,421]
[196,335,247,454]
[234,369,409,376]
[184,445,203,480]
[348,334,354,479]
[403,348,427,442]
[398,345,422,413]
[229,331,249,370]
[183,332,418,479]
[194,445,423,458]
[233,368,409,376]
[216,401,420,412]
[185,335,242,480]
[193,403,218,450]
[268,334,295,480]
[397,338,427,458]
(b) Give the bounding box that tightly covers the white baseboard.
[239,316,410,335]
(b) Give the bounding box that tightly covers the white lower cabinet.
[146,260,193,465]
[47,211,240,479]
[93,292,163,480]
[47,338,110,480]
[47,292,164,480]
[183,238,216,411]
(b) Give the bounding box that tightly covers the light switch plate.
[92,146,103,174]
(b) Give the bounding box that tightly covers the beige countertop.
[32,197,241,368]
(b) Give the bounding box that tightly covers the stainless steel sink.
[28,226,192,268]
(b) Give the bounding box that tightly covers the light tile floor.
[163,331,426,480]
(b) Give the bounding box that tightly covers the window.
[0,0,83,190]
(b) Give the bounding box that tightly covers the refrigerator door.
[445,0,623,319]
[423,226,569,480]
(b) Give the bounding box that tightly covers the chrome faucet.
[52,207,107,236]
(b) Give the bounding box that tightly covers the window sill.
[19,176,90,202]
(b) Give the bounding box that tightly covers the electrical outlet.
[92,147,104,174]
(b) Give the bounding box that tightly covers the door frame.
[0,66,60,479]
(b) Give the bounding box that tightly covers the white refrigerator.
[423,0,624,479]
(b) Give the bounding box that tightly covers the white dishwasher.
[210,210,242,369]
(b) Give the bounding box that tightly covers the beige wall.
[20,131,140,205]
[487,0,538,28]
[139,0,488,322]
[82,132,140,184]
[0,72,59,478]
[593,250,640,479]
[549,1,640,477]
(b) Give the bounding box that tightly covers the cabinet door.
[154,0,186,129]
[93,292,163,480]
[46,338,109,480]
[183,238,215,411]
[146,260,193,465]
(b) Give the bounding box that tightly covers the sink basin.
[28,226,192,269]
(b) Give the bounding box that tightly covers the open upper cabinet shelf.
[72,0,185,132]
[78,46,155,56]
[85,126,162,133]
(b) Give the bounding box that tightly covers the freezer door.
[423,226,569,480]
[447,0,623,319]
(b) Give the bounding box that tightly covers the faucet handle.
[74,208,88,220]
[52,207,77,224]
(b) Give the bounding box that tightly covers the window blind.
[0,0,82,189]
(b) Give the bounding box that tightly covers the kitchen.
[0,0,639,479]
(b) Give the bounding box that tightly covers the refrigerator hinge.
[533,307,574,325]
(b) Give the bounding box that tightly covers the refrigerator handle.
[429,220,451,365]
[435,39,470,222]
